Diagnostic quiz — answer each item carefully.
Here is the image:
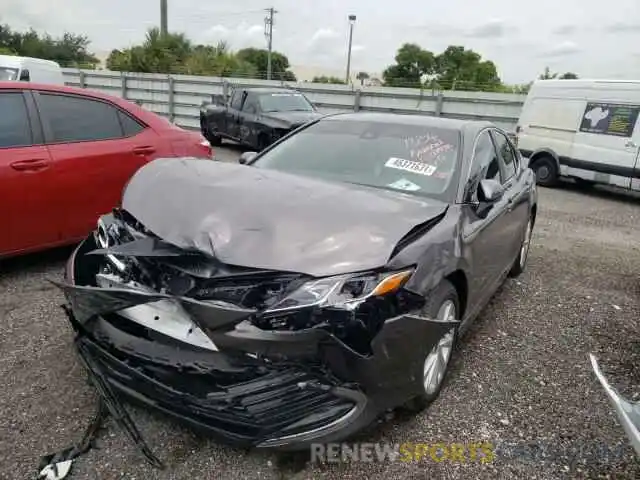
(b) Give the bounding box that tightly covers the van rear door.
[571,102,640,189]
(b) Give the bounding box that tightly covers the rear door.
[571,101,640,189]
[490,129,530,261]
[34,90,161,240]
[0,89,56,255]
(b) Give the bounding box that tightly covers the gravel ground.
[1,147,639,479]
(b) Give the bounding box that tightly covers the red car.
[0,81,212,258]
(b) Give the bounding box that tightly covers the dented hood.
[121,158,448,277]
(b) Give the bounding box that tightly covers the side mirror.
[477,178,504,203]
[238,151,257,165]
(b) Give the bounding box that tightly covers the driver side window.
[467,131,502,200]
[229,90,244,110]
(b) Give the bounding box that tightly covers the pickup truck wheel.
[206,130,222,146]
[257,134,270,152]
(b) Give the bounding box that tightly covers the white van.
[516,79,640,190]
[0,55,64,85]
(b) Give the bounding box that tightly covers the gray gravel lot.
[1,145,639,479]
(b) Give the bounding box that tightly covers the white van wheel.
[530,155,559,187]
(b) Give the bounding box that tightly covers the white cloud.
[3,0,640,84]
[201,21,265,50]
[543,41,581,57]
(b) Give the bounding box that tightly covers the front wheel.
[509,215,533,277]
[403,280,459,413]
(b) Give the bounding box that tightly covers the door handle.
[625,140,637,149]
[132,146,156,156]
[10,158,50,171]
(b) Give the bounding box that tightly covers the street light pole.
[160,0,168,37]
[345,15,356,85]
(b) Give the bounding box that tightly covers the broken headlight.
[266,269,414,313]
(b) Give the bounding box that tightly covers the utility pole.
[264,7,276,80]
[345,15,356,84]
[160,0,168,37]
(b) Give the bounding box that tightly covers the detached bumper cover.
[590,354,640,457]
[60,237,457,449]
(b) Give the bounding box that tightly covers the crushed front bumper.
[58,236,457,450]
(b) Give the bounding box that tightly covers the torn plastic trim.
[590,354,640,457]
[209,313,459,410]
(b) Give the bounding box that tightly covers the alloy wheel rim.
[536,165,550,181]
[520,219,532,268]
[423,300,456,395]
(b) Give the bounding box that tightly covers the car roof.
[322,111,494,136]
[0,81,174,129]
[241,87,300,94]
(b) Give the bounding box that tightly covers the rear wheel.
[403,280,459,413]
[530,155,559,187]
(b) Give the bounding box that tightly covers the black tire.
[509,214,533,278]
[530,155,559,187]
[256,134,270,152]
[201,120,222,146]
[574,178,595,189]
[403,280,459,413]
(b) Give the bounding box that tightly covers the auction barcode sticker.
[385,157,436,176]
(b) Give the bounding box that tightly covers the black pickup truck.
[199,87,324,151]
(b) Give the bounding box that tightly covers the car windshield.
[252,118,461,202]
[0,67,18,81]
[258,93,313,112]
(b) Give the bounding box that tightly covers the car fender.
[522,147,561,170]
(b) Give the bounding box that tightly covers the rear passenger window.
[0,92,33,148]
[118,110,145,136]
[38,93,124,143]
[492,131,517,180]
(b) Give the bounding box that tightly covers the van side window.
[491,130,517,180]
[579,102,640,138]
[19,69,30,81]
[38,93,125,143]
[0,92,33,148]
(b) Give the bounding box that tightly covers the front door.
[226,90,246,140]
[0,90,56,255]
[461,130,514,313]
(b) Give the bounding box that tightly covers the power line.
[264,7,276,80]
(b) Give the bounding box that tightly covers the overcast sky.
[3,0,640,83]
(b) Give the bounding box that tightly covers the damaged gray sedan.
[56,113,537,455]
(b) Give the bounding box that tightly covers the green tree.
[235,47,296,80]
[383,43,502,91]
[0,24,98,67]
[312,75,345,84]
[538,67,578,80]
[356,71,369,85]
[558,71,578,79]
[383,43,436,88]
[435,46,501,91]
